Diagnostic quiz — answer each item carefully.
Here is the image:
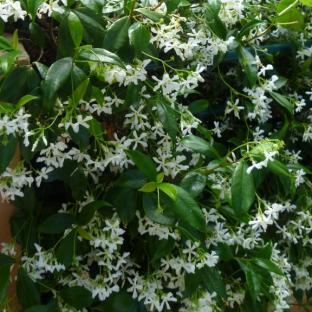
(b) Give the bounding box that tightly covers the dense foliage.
[0,0,312,311]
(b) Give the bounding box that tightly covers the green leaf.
[60,286,93,309]
[29,22,45,48]
[246,268,262,303]
[115,169,145,189]
[150,238,175,263]
[275,0,304,31]
[189,99,209,115]
[73,8,105,34]
[204,2,227,40]
[135,8,164,22]
[72,78,89,105]
[0,67,30,103]
[158,183,177,200]
[16,94,38,110]
[253,258,284,275]
[77,200,107,226]
[143,193,175,225]
[180,172,206,198]
[77,47,124,67]
[38,213,75,234]
[103,16,131,52]
[231,160,255,216]
[239,261,262,303]
[157,102,178,142]
[200,267,227,300]
[114,188,138,223]
[0,134,17,174]
[126,150,157,181]
[0,36,13,51]
[181,135,218,158]
[299,0,312,6]
[33,62,48,79]
[267,160,291,178]
[139,182,157,193]
[236,45,257,87]
[156,173,164,183]
[269,91,294,114]
[77,227,93,240]
[128,22,153,58]
[0,264,10,304]
[43,57,73,109]
[56,230,76,268]
[170,186,206,232]
[237,20,264,40]
[67,11,84,47]
[16,268,41,308]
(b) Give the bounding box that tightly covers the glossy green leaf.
[158,183,177,200]
[269,91,294,114]
[231,160,255,215]
[43,57,73,109]
[200,267,227,300]
[204,2,227,40]
[128,22,153,58]
[239,261,262,303]
[135,8,164,22]
[170,186,206,232]
[77,47,124,67]
[236,45,257,87]
[139,182,157,193]
[180,172,206,198]
[253,258,284,275]
[275,0,304,31]
[157,102,178,142]
[56,230,76,268]
[181,135,218,158]
[16,95,38,110]
[126,150,157,181]
[143,193,175,225]
[103,16,131,52]
[67,11,84,47]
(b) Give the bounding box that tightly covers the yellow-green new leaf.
[139,182,157,193]
[158,183,177,200]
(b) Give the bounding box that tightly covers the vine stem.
[129,0,137,18]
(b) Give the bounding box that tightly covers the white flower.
[152,73,180,96]
[225,99,244,119]
[247,151,278,174]
[295,169,305,187]
[212,121,222,138]
[60,115,93,133]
